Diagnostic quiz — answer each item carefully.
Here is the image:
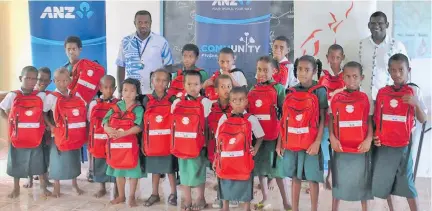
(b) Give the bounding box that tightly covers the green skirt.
[218,175,253,202]
[145,155,175,174]
[178,150,207,187]
[7,143,46,178]
[93,158,115,183]
[278,150,324,183]
[332,152,373,201]
[49,144,81,180]
[253,141,277,177]
[372,146,417,198]
[106,159,147,179]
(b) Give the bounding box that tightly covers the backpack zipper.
[285,115,289,147]
[172,121,176,147]
[65,115,69,139]
[218,138,222,169]
[336,109,340,139]
[91,124,96,148]
[15,112,19,137]
[146,120,150,150]
[379,102,383,133]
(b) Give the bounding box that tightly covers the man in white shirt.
[356,11,408,100]
[116,10,174,95]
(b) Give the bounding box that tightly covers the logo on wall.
[212,0,252,9]
[40,2,94,19]
[201,32,261,57]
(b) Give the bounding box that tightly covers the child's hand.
[275,145,284,157]
[250,146,257,156]
[358,137,372,153]
[402,95,418,106]
[306,141,320,155]
[373,136,381,147]
[49,125,56,132]
[330,135,343,152]
[212,160,217,170]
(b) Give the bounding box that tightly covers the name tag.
[220,150,244,158]
[110,143,132,149]
[93,133,108,139]
[339,120,362,128]
[149,129,171,136]
[255,114,271,121]
[174,132,197,139]
[287,127,309,134]
[68,122,86,129]
[382,114,407,122]
[77,79,96,90]
[17,122,40,128]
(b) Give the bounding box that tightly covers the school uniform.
[329,89,374,201]
[372,84,427,199]
[0,90,47,178]
[170,95,212,186]
[143,91,176,174]
[279,57,298,88]
[102,100,147,179]
[171,64,209,82]
[216,111,265,202]
[276,81,327,182]
[250,80,285,177]
[87,97,116,183]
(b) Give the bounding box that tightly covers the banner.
[29,1,107,91]
[195,0,271,85]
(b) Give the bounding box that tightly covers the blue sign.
[195,0,271,85]
[29,1,107,91]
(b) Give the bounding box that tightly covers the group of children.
[0,36,427,211]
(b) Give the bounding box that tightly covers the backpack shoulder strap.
[406,83,419,88]
[308,84,326,94]
[51,92,63,99]
[286,87,297,95]
[243,113,252,120]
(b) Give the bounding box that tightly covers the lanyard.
[136,36,151,60]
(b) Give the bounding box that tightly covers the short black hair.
[388,53,410,68]
[343,61,363,75]
[183,70,202,84]
[273,35,290,47]
[135,10,152,22]
[230,86,248,96]
[214,74,232,88]
[258,56,279,71]
[327,44,344,55]
[21,66,38,77]
[64,36,82,48]
[370,11,387,23]
[293,55,323,78]
[219,47,235,57]
[182,44,199,57]
[38,67,51,78]
[101,75,116,88]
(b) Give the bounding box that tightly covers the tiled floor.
[0,140,430,211]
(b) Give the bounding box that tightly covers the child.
[249,56,291,210]
[328,61,374,211]
[214,86,264,211]
[272,35,297,88]
[277,55,327,211]
[43,67,86,197]
[171,71,212,211]
[318,44,346,189]
[88,75,118,198]
[168,44,208,98]
[103,78,146,207]
[0,66,51,198]
[207,74,234,208]
[142,68,178,207]
[203,47,247,101]
[24,67,53,188]
[372,53,427,211]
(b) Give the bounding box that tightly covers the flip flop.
[168,193,177,206]
[144,194,160,207]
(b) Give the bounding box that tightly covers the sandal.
[168,193,177,206]
[191,200,208,211]
[254,202,272,210]
[144,194,160,207]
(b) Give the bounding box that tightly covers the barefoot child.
[88,75,118,198]
[0,66,51,198]
[103,78,146,207]
[277,55,327,211]
[43,67,86,197]
[142,69,178,207]
[214,86,264,211]
[329,61,374,211]
[372,53,427,211]
[171,71,212,211]
[249,56,291,210]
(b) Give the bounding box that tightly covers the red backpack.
[170,96,205,159]
[331,90,370,153]
[374,85,416,147]
[52,92,87,151]
[106,104,139,169]
[248,82,279,140]
[280,85,324,151]
[207,101,232,163]
[88,98,119,158]
[143,95,172,156]
[69,59,105,104]
[215,113,254,180]
[8,91,45,148]
[205,68,244,101]
[273,61,290,86]
[167,68,203,98]
[318,70,345,99]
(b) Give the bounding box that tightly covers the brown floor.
[0,140,430,211]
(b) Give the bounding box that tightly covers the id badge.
[140,60,145,69]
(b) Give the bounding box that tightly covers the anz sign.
[40,2,93,19]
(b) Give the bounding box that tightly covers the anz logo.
[212,0,251,6]
[40,2,94,19]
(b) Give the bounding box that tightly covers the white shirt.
[43,89,85,117]
[218,67,248,87]
[280,57,298,88]
[356,36,408,100]
[215,111,265,140]
[116,32,174,94]
[0,89,46,111]
[171,96,213,118]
